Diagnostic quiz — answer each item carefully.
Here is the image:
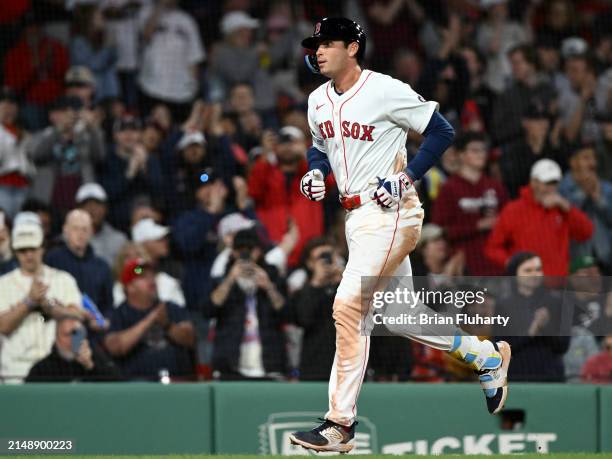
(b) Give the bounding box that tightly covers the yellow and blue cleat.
[477,341,512,414]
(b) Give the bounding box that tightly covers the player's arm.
[404,111,455,182]
[301,98,330,201]
[373,79,454,208]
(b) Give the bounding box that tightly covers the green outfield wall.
[0,383,608,455]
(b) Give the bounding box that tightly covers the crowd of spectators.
[0,0,611,384]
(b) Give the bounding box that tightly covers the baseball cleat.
[289,418,356,453]
[478,341,512,414]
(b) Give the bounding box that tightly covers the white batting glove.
[300,169,326,201]
[371,172,413,209]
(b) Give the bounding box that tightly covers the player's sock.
[448,334,502,371]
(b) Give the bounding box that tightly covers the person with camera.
[207,228,286,380]
[291,238,342,381]
[26,316,120,382]
[28,95,106,215]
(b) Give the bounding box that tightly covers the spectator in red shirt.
[432,132,508,275]
[581,335,612,383]
[486,159,593,276]
[248,126,324,267]
[3,13,69,129]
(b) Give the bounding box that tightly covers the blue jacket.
[160,129,237,218]
[172,208,226,310]
[100,144,165,232]
[45,242,114,316]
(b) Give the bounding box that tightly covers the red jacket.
[581,351,612,383]
[3,35,69,105]
[432,173,508,275]
[248,157,324,267]
[485,186,593,276]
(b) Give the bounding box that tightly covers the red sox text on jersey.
[318,120,375,142]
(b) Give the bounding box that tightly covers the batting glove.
[300,169,326,201]
[371,172,414,209]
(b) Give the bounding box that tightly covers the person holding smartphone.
[26,317,120,382]
[291,238,343,381]
[207,228,287,380]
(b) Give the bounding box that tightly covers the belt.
[340,190,372,210]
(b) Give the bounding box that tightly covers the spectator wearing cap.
[211,212,298,281]
[28,95,106,214]
[495,252,570,382]
[290,238,343,381]
[559,146,612,272]
[206,229,287,379]
[0,87,35,219]
[137,0,205,121]
[64,66,98,109]
[99,114,164,231]
[486,159,593,276]
[172,168,230,310]
[0,222,86,383]
[76,182,127,268]
[2,13,69,129]
[113,218,185,308]
[210,12,276,117]
[164,128,236,217]
[558,53,602,144]
[45,209,114,316]
[248,126,324,267]
[104,258,195,379]
[432,132,508,275]
[70,5,120,102]
[491,44,557,146]
[499,99,566,198]
[0,211,45,276]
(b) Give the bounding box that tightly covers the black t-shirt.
[109,302,194,379]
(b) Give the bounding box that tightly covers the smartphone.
[71,327,87,355]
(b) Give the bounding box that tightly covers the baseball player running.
[290,17,511,453]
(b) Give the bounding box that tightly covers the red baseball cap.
[120,258,153,286]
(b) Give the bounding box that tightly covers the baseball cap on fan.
[278,126,305,144]
[76,183,107,204]
[218,213,255,239]
[221,11,259,36]
[120,258,154,286]
[530,159,562,183]
[12,223,44,250]
[65,66,96,87]
[131,218,170,243]
[177,131,206,150]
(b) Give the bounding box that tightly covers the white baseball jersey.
[307,70,438,196]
